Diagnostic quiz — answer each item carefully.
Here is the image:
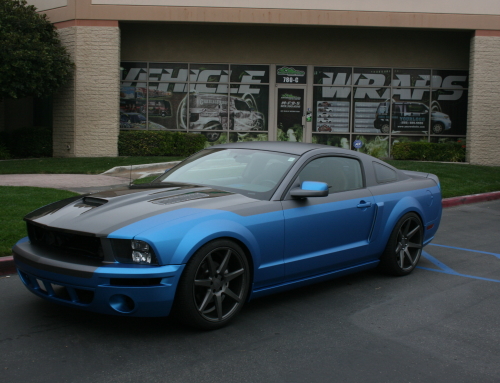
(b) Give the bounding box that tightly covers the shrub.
[392,141,466,162]
[119,131,206,157]
[1,126,52,158]
[0,141,10,159]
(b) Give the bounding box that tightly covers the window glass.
[121,62,147,83]
[353,68,391,87]
[313,87,350,132]
[230,85,269,131]
[373,162,397,183]
[155,148,298,200]
[353,87,389,133]
[148,63,189,82]
[431,70,469,89]
[230,65,269,83]
[314,67,352,85]
[298,157,363,193]
[393,69,431,87]
[190,64,229,83]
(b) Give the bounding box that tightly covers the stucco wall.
[53,25,120,157]
[467,34,500,166]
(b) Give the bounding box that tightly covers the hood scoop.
[150,192,209,205]
[75,197,109,208]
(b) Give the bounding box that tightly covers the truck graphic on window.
[374,101,451,134]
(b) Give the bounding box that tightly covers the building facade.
[17,0,500,164]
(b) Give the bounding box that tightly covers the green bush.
[0,141,10,159]
[392,141,466,162]
[1,126,52,158]
[119,131,206,157]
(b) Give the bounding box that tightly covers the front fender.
[169,218,262,266]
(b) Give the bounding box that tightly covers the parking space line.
[418,251,500,283]
[428,243,500,259]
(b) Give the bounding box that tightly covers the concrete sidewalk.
[0,161,180,194]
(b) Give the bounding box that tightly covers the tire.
[203,121,222,142]
[380,123,390,134]
[432,123,444,134]
[174,240,250,330]
[378,212,423,276]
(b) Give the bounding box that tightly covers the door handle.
[357,201,372,208]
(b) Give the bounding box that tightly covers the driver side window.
[298,157,363,193]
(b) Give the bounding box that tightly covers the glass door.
[276,87,305,142]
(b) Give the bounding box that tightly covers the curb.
[441,191,500,208]
[0,256,16,277]
[1,191,499,276]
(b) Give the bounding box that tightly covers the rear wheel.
[379,213,423,276]
[174,240,250,330]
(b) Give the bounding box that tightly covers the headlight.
[131,240,153,264]
[111,239,158,265]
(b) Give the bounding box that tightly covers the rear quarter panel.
[367,177,442,257]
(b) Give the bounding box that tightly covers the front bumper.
[13,239,185,317]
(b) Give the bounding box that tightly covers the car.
[13,142,442,329]
[374,101,452,134]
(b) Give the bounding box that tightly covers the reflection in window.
[298,157,363,193]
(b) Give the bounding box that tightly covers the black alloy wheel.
[174,240,250,330]
[379,212,424,276]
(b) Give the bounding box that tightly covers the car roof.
[208,141,353,156]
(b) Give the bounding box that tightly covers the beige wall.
[92,0,500,16]
[53,25,120,157]
[467,33,500,166]
[121,23,470,69]
[37,0,500,31]
[26,0,67,12]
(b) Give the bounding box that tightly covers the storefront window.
[390,89,430,134]
[313,87,350,132]
[430,89,468,135]
[353,87,389,133]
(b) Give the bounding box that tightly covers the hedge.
[118,130,206,157]
[392,141,466,162]
[0,126,52,158]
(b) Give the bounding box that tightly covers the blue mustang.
[13,142,442,329]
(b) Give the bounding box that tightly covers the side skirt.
[248,260,380,301]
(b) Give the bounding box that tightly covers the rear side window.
[373,162,397,183]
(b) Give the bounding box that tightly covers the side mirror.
[290,181,329,198]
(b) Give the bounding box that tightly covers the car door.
[282,156,377,280]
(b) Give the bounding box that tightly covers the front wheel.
[174,240,250,330]
[378,213,423,276]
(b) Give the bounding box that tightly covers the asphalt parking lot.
[1,199,499,383]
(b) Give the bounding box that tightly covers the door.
[282,156,377,280]
[276,87,305,142]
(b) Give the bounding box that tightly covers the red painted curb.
[0,255,16,277]
[442,191,500,208]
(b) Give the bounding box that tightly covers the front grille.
[27,222,104,261]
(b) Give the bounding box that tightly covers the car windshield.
[153,148,298,200]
